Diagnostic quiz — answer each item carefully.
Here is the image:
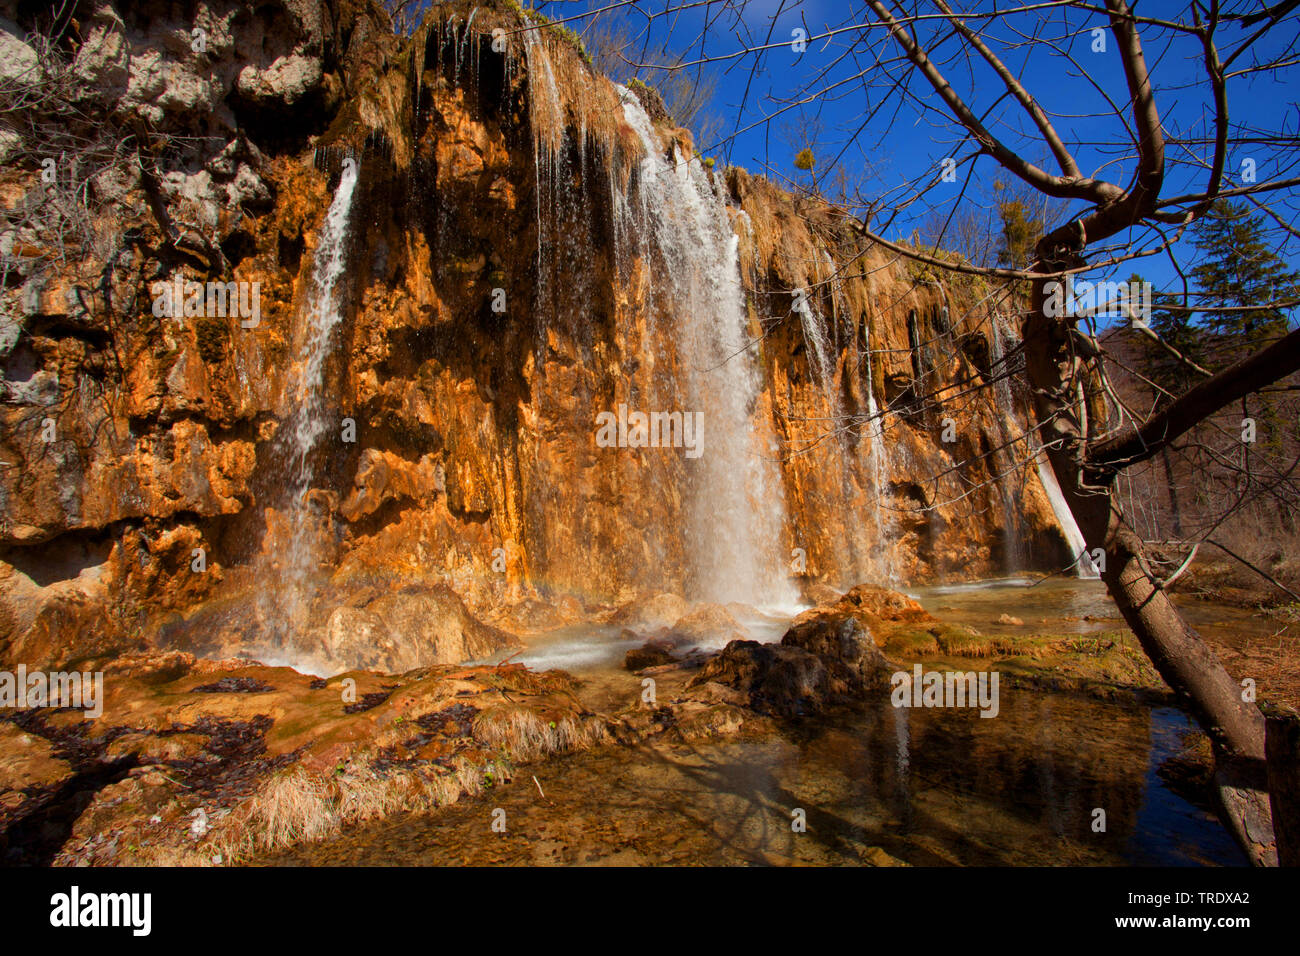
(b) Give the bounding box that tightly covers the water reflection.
[267,686,1243,866]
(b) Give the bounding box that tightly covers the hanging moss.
[195,316,230,364]
[504,0,593,66]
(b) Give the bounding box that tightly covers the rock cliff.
[0,0,1071,671]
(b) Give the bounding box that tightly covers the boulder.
[610,592,689,633]
[782,603,888,689]
[690,641,830,718]
[624,640,677,672]
[833,584,933,626]
[687,587,895,717]
[319,584,518,674]
[664,603,744,647]
[801,582,843,606]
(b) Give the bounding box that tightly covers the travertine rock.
[0,0,1069,672]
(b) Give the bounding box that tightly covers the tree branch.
[1088,327,1300,471]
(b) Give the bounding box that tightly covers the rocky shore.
[0,583,1186,866]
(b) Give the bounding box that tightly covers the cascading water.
[796,257,873,583]
[990,315,1096,579]
[619,87,798,608]
[275,159,360,637]
[1035,455,1097,578]
[797,293,835,397]
[989,313,1027,571]
[860,318,897,583]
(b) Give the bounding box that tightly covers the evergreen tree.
[1181,200,1300,454]
[992,178,1045,268]
[1144,284,1202,398]
[1189,200,1298,364]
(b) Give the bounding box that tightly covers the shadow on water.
[265,682,1244,866]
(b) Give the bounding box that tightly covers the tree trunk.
[1023,272,1277,866]
[1265,707,1300,866]
[1161,447,1183,538]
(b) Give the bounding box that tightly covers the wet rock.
[782,603,888,688]
[997,614,1025,626]
[610,592,690,632]
[801,582,843,606]
[494,594,586,632]
[318,584,519,673]
[624,641,677,672]
[686,586,896,717]
[664,604,745,647]
[690,641,830,718]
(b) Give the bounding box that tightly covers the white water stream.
[619,87,798,608]
[279,161,360,632]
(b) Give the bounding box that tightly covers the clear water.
[266,686,1241,867]
[266,577,1249,867]
[619,88,797,608]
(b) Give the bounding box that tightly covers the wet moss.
[505,1,593,66]
[195,315,230,364]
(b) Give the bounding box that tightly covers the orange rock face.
[0,1,1070,670]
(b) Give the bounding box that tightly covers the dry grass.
[192,699,611,864]
[200,754,510,865]
[472,704,609,762]
[934,627,1020,658]
[883,628,941,657]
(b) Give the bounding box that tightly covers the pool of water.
[262,576,1257,866]
[910,575,1289,650]
[266,680,1241,867]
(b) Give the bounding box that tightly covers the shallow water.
[911,575,1289,650]
[479,604,799,672]
[267,687,1241,866]
[264,577,1257,867]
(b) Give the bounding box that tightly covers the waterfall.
[521,20,565,288]
[278,160,360,633]
[619,87,798,609]
[989,314,1026,571]
[861,317,896,582]
[992,315,1096,579]
[1035,456,1098,578]
[797,295,835,397]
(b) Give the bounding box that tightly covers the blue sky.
[531,0,1300,313]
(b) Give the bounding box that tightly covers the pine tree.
[1145,286,1202,397]
[993,178,1044,268]
[1184,200,1299,455]
[1189,200,1298,365]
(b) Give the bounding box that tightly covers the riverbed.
[262,577,1258,866]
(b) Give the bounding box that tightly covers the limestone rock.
[664,604,745,647]
[686,585,901,717]
[318,584,518,673]
[611,593,690,633]
[690,641,831,719]
[624,640,677,672]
